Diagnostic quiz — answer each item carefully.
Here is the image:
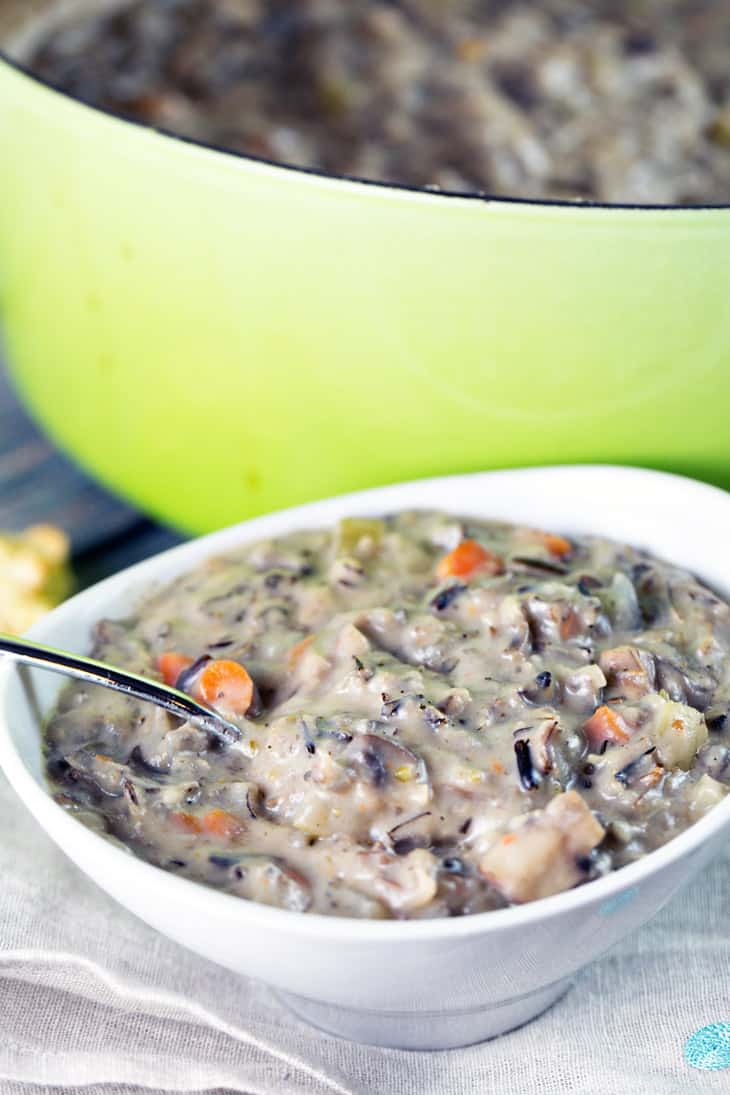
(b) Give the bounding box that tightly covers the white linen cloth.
[1,767,728,1095]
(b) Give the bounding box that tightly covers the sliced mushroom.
[695,741,730,784]
[127,744,168,776]
[495,594,532,653]
[654,658,714,711]
[60,748,165,822]
[356,609,456,674]
[705,704,730,734]
[62,747,127,796]
[344,733,428,789]
[524,593,592,650]
[599,646,655,700]
[210,779,261,819]
[631,565,671,626]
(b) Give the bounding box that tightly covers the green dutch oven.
[1,1,729,534]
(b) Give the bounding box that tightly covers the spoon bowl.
[0,633,242,745]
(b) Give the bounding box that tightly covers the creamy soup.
[44,512,730,918]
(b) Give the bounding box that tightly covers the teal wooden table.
[0,354,183,587]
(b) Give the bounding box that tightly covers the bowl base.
[276,977,571,1050]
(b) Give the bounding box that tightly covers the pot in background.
[1,2,730,532]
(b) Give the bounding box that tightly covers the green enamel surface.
[1,61,730,534]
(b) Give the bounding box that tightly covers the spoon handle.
[0,633,241,744]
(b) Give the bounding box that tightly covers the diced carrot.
[543,533,573,558]
[287,635,314,670]
[517,528,573,558]
[198,659,254,715]
[491,759,506,775]
[157,652,193,688]
[436,540,503,582]
[501,833,517,846]
[560,608,583,641]
[200,808,245,841]
[583,705,631,749]
[169,811,203,834]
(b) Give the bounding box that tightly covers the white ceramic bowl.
[1,465,729,1051]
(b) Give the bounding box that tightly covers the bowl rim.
[1,463,730,943]
[1,36,730,215]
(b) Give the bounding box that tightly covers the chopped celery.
[335,517,384,559]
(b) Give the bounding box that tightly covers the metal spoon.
[0,633,242,745]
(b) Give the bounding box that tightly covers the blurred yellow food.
[0,524,72,634]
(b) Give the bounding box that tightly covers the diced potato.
[652,699,708,770]
[288,643,332,698]
[479,790,604,903]
[686,774,726,817]
[479,825,568,904]
[374,848,438,913]
[340,846,438,914]
[545,789,606,855]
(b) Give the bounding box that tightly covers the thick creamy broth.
[45,512,730,918]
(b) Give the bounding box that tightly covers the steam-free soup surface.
[45,512,730,918]
[23,0,730,205]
